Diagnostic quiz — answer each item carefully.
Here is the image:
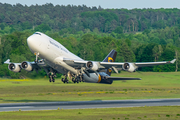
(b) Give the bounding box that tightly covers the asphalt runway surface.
[0,98,180,111]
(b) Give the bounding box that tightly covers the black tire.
[61,78,64,82]
[49,79,51,82]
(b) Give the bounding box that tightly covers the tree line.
[0,3,179,78]
[1,3,180,34]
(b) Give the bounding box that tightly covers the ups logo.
[108,57,114,73]
[108,57,114,62]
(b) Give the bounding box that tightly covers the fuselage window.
[34,33,41,35]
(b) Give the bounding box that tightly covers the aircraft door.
[47,38,53,50]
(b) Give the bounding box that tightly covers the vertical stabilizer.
[102,50,117,76]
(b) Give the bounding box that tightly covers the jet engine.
[8,63,21,72]
[83,72,113,84]
[86,61,99,71]
[123,63,136,72]
[21,61,33,71]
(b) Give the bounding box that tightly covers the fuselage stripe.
[97,75,101,83]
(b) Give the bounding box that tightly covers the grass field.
[0,106,180,120]
[0,72,180,103]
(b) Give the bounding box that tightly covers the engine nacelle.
[21,61,33,71]
[83,73,113,84]
[86,61,99,71]
[123,63,136,72]
[8,63,21,73]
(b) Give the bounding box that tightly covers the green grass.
[0,106,180,120]
[0,72,180,103]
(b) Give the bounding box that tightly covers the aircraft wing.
[63,58,176,70]
[134,59,176,67]
[4,59,45,72]
[100,59,176,68]
[63,58,124,68]
[4,59,21,65]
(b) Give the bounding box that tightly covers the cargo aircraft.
[4,32,176,84]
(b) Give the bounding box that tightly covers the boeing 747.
[4,32,176,84]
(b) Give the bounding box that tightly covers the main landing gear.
[71,75,84,83]
[49,75,55,82]
[61,75,69,83]
[49,72,56,83]
[61,74,84,84]
[47,68,57,83]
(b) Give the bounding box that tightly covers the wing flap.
[63,58,87,68]
[99,62,124,69]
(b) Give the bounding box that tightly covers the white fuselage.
[27,32,101,83]
[27,32,82,74]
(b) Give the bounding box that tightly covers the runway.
[0,98,180,111]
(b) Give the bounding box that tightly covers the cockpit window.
[34,32,41,35]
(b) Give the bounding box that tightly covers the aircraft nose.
[27,36,33,47]
[27,35,36,52]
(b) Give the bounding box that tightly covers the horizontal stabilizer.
[4,59,11,64]
[170,59,176,64]
[107,77,141,81]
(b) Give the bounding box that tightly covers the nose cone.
[27,35,39,53]
[27,36,34,52]
[27,36,32,46]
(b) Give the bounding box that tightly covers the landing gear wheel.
[72,78,76,83]
[75,78,79,83]
[49,76,53,82]
[65,78,68,83]
[62,78,69,83]
[61,78,64,82]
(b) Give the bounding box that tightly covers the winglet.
[4,59,11,64]
[170,59,176,64]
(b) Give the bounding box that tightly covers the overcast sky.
[1,0,180,9]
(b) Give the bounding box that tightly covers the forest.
[0,3,179,78]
